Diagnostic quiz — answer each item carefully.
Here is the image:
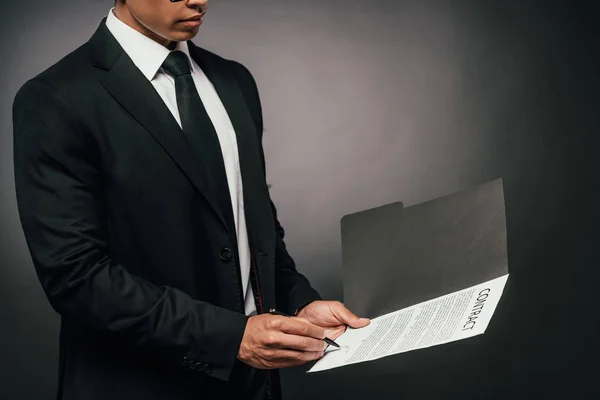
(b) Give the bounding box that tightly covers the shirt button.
[220,248,233,262]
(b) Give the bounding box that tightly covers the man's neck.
[113,6,176,50]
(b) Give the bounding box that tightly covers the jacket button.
[220,248,233,262]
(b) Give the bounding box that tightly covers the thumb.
[334,303,370,328]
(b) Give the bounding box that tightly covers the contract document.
[309,274,508,373]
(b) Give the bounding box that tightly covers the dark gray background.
[1,0,598,398]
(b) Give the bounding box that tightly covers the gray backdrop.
[1,0,598,399]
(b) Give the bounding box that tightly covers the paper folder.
[341,178,508,320]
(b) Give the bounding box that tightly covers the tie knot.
[162,50,191,78]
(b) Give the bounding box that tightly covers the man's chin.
[170,27,201,41]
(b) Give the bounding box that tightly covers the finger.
[262,326,327,351]
[325,326,348,340]
[331,302,370,328]
[278,317,326,339]
[275,333,328,352]
[264,348,325,365]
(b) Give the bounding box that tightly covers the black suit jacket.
[12,18,321,400]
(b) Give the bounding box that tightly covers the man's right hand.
[237,314,328,369]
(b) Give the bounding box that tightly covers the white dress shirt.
[105,8,257,316]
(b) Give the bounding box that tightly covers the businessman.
[12,1,369,399]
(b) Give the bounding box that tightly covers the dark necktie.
[161,50,236,233]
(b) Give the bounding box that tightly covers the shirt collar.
[105,7,195,81]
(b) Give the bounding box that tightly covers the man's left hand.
[296,301,370,340]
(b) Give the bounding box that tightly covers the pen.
[268,308,340,348]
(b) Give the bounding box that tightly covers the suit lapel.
[88,20,229,231]
[189,43,276,306]
[189,43,271,233]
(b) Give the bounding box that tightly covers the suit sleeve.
[232,62,322,315]
[12,78,247,382]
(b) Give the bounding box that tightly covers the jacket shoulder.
[16,42,94,100]
[191,44,256,85]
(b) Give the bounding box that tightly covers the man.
[12,0,369,399]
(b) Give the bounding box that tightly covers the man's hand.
[237,314,328,369]
[296,301,370,340]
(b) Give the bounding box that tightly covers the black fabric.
[162,50,236,236]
